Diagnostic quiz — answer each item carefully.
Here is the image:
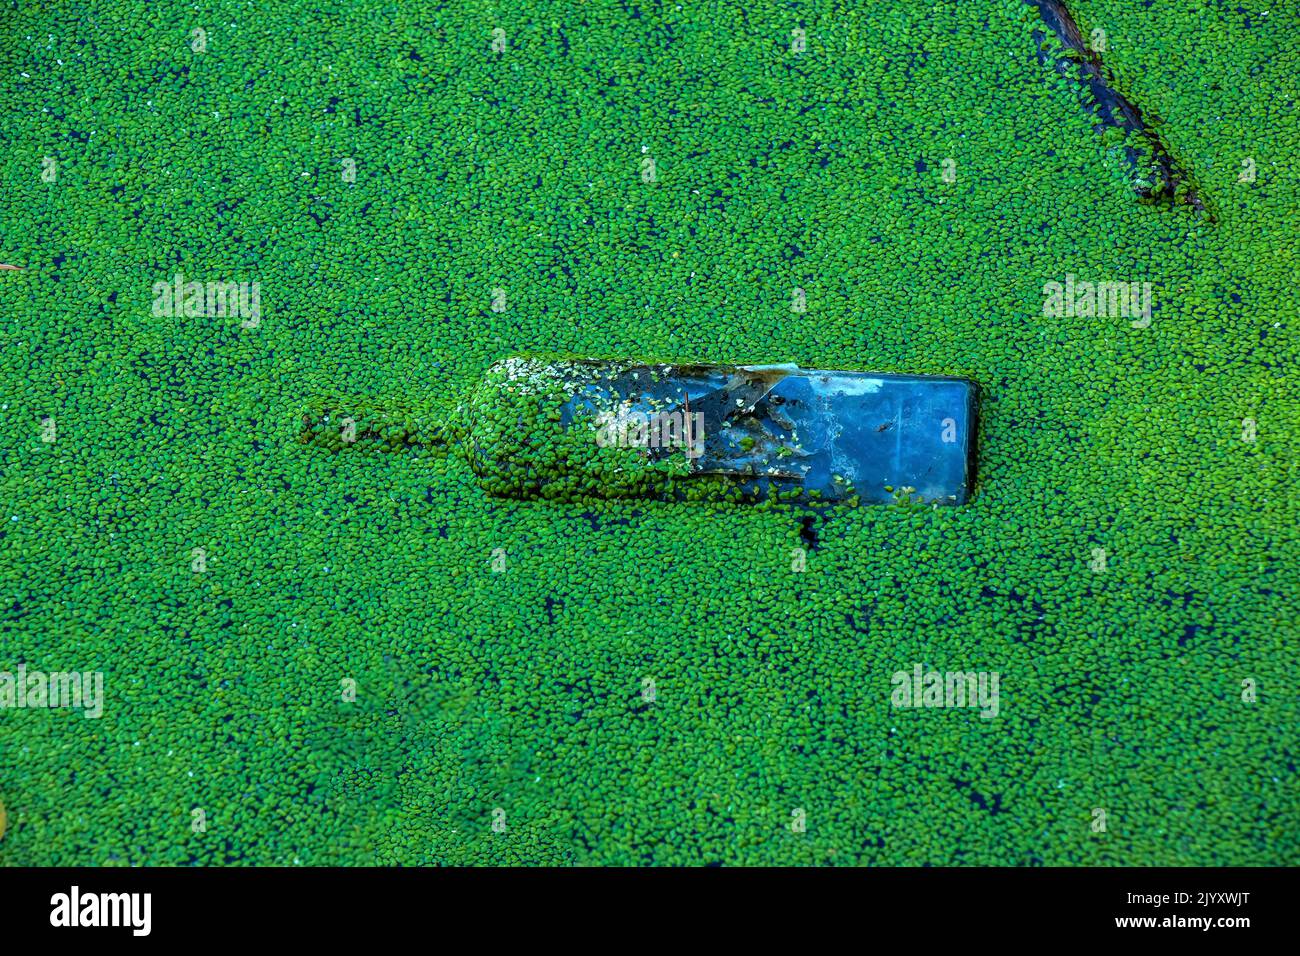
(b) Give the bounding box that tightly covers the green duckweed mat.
[0,0,1296,865]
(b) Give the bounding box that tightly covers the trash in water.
[459,357,978,505]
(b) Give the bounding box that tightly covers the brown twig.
[1024,0,1208,216]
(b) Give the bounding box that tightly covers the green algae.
[459,355,694,501]
[0,0,1296,867]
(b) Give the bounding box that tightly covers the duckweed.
[0,0,1296,866]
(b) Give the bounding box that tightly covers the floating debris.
[305,356,979,506]
[1023,0,1208,215]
